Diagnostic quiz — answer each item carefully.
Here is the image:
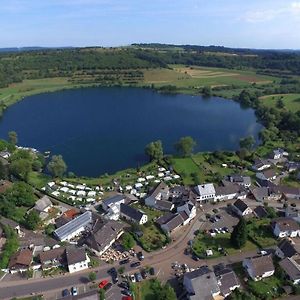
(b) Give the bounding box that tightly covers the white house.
[272,218,300,238]
[102,194,127,212]
[232,199,253,217]
[194,183,216,202]
[242,255,275,281]
[145,182,170,209]
[66,248,90,274]
[177,201,196,222]
[120,204,148,225]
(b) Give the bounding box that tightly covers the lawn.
[132,279,161,300]
[248,276,282,299]
[260,93,300,112]
[28,171,51,189]
[247,219,277,248]
[132,203,163,222]
[192,232,256,259]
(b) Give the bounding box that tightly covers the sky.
[0,0,300,49]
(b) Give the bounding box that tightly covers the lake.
[0,87,262,176]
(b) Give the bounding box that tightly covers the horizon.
[0,0,300,49]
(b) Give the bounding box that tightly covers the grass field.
[132,279,159,300]
[260,93,300,111]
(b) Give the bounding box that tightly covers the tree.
[47,155,67,178]
[175,136,197,157]
[99,289,105,300]
[121,232,135,250]
[0,160,8,179]
[8,131,18,145]
[239,135,255,151]
[23,210,41,230]
[89,271,97,282]
[230,218,247,249]
[202,86,212,97]
[10,159,32,180]
[145,140,164,162]
[276,98,285,109]
[157,283,177,300]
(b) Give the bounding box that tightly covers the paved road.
[0,198,282,300]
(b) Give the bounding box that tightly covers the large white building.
[194,183,216,202]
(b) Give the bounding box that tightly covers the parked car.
[99,280,109,289]
[130,274,136,283]
[135,272,143,282]
[223,227,229,233]
[71,287,78,296]
[119,281,130,289]
[108,267,118,283]
[122,289,132,296]
[104,282,113,291]
[120,258,130,265]
[213,208,219,213]
[149,267,155,275]
[137,251,144,261]
[130,261,141,268]
[141,269,148,279]
[216,214,221,219]
[258,250,268,255]
[62,289,70,297]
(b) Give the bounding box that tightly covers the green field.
[260,93,300,111]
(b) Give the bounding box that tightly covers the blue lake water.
[0,87,262,176]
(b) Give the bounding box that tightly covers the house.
[194,183,216,202]
[183,266,220,300]
[214,183,245,201]
[270,149,288,160]
[250,185,282,202]
[101,194,127,212]
[272,218,300,238]
[226,174,251,188]
[81,220,124,257]
[275,238,300,259]
[160,213,184,234]
[65,247,90,273]
[8,249,33,273]
[278,185,300,200]
[0,217,23,237]
[285,207,300,222]
[34,195,53,213]
[154,200,174,211]
[177,201,196,223]
[54,211,93,241]
[256,169,277,182]
[279,257,300,284]
[253,206,268,219]
[39,247,66,270]
[285,161,300,173]
[120,204,148,225]
[145,182,170,209]
[0,151,11,159]
[252,159,271,172]
[232,199,252,217]
[243,255,275,281]
[217,268,240,298]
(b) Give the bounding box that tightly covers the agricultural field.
[260,93,300,111]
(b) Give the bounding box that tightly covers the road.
[0,198,284,299]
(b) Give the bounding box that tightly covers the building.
[272,218,300,238]
[120,204,148,225]
[232,199,252,217]
[145,182,170,209]
[54,211,93,242]
[101,194,127,211]
[82,220,124,257]
[275,238,300,259]
[243,255,275,281]
[226,175,251,188]
[194,183,216,202]
[34,195,53,213]
[183,266,220,300]
[0,217,23,237]
[159,213,184,234]
[39,247,66,270]
[252,159,271,172]
[253,206,268,219]
[214,183,245,201]
[278,186,300,200]
[270,149,288,160]
[250,186,281,202]
[8,249,33,273]
[65,247,90,273]
[279,257,300,285]
[217,268,240,298]
[177,201,196,223]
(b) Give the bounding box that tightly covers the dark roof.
[262,169,276,179]
[9,249,33,269]
[279,257,300,281]
[55,215,72,228]
[66,247,87,265]
[39,247,66,264]
[278,185,300,196]
[83,220,124,253]
[178,211,189,221]
[215,183,240,196]
[120,204,145,221]
[254,206,268,218]
[277,239,299,257]
[162,213,184,232]
[155,199,173,210]
[185,266,211,279]
[155,213,174,225]
[233,199,249,213]
[102,194,127,207]
[149,181,169,198]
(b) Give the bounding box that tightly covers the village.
[0,143,300,300]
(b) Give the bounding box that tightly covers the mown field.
[260,93,300,111]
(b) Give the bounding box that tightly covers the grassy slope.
[260,93,300,111]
